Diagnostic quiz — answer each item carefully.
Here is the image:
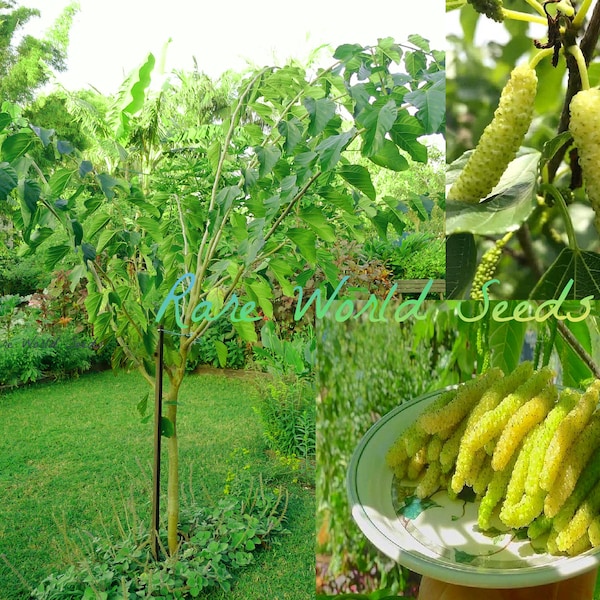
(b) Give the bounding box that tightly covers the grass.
[0,369,315,600]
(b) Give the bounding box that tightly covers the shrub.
[0,328,95,387]
[363,233,445,280]
[397,236,445,279]
[0,251,50,296]
[186,315,248,370]
[32,269,91,335]
[252,321,315,379]
[32,482,288,599]
[254,376,316,461]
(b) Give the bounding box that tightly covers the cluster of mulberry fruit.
[470,232,513,300]
[386,363,600,556]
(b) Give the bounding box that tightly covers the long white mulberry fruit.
[541,380,600,493]
[569,88,600,234]
[448,64,538,203]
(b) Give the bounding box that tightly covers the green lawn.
[0,370,315,599]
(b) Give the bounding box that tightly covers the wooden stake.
[151,327,164,560]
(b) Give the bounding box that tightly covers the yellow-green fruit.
[569,89,600,234]
[448,64,538,203]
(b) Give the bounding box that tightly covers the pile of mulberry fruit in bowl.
[386,362,600,556]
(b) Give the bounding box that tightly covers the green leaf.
[232,319,258,343]
[277,117,303,153]
[447,0,467,9]
[20,179,42,214]
[85,212,111,239]
[288,228,317,263]
[407,193,429,221]
[1,132,34,162]
[404,78,445,134]
[333,43,364,61]
[243,167,258,193]
[79,160,94,178]
[44,243,71,270]
[339,165,376,201]
[446,150,540,236]
[540,131,572,166]
[81,242,97,263]
[207,140,221,174]
[57,140,74,155]
[82,587,97,600]
[0,112,11,131]
[161,416,174,438]
[71,219,84,247]
[30,125,54,147]
[318,188,354,213]
[248,277,273,317]
[19,179,40,225]
[368,139,409,171]
[255,146,281,178]
[136,216,162,242]
[530,250,600,300]
[123,53,156,116]
[97,229,119,252]
[84,292,102,324]
[390,110,427,163]
[299,206,336,242]
[269,257,295,297]
[93,311,112,340]
[446,233,477,299]
[49,168,74,197]
[304,97,337,137]
[137,393,149,418]
[0,162,18,200]
[377,37,402,63]
[397,494,440,519]
[404,50,427,78]
[489,314,528,374]
[359,99,398,157]
[28,227,54,248]
[315,130,354,171]
[97,173,122,201]
[556,325,593,387]
[408,34,431,52]
[214,340,228,368]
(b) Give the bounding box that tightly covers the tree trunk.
[166,402,179,554]
[165,371,183,555]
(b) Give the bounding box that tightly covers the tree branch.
[556,319,600,379]
[516,225,544,279]
[547,0,600,180]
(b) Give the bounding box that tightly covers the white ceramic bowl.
[346,388,600,588]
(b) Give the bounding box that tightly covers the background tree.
[0,0,78,104]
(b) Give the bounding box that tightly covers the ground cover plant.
[446,0,600,299]
[0,370,314,600]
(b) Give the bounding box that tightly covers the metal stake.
[151,327,164,560]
